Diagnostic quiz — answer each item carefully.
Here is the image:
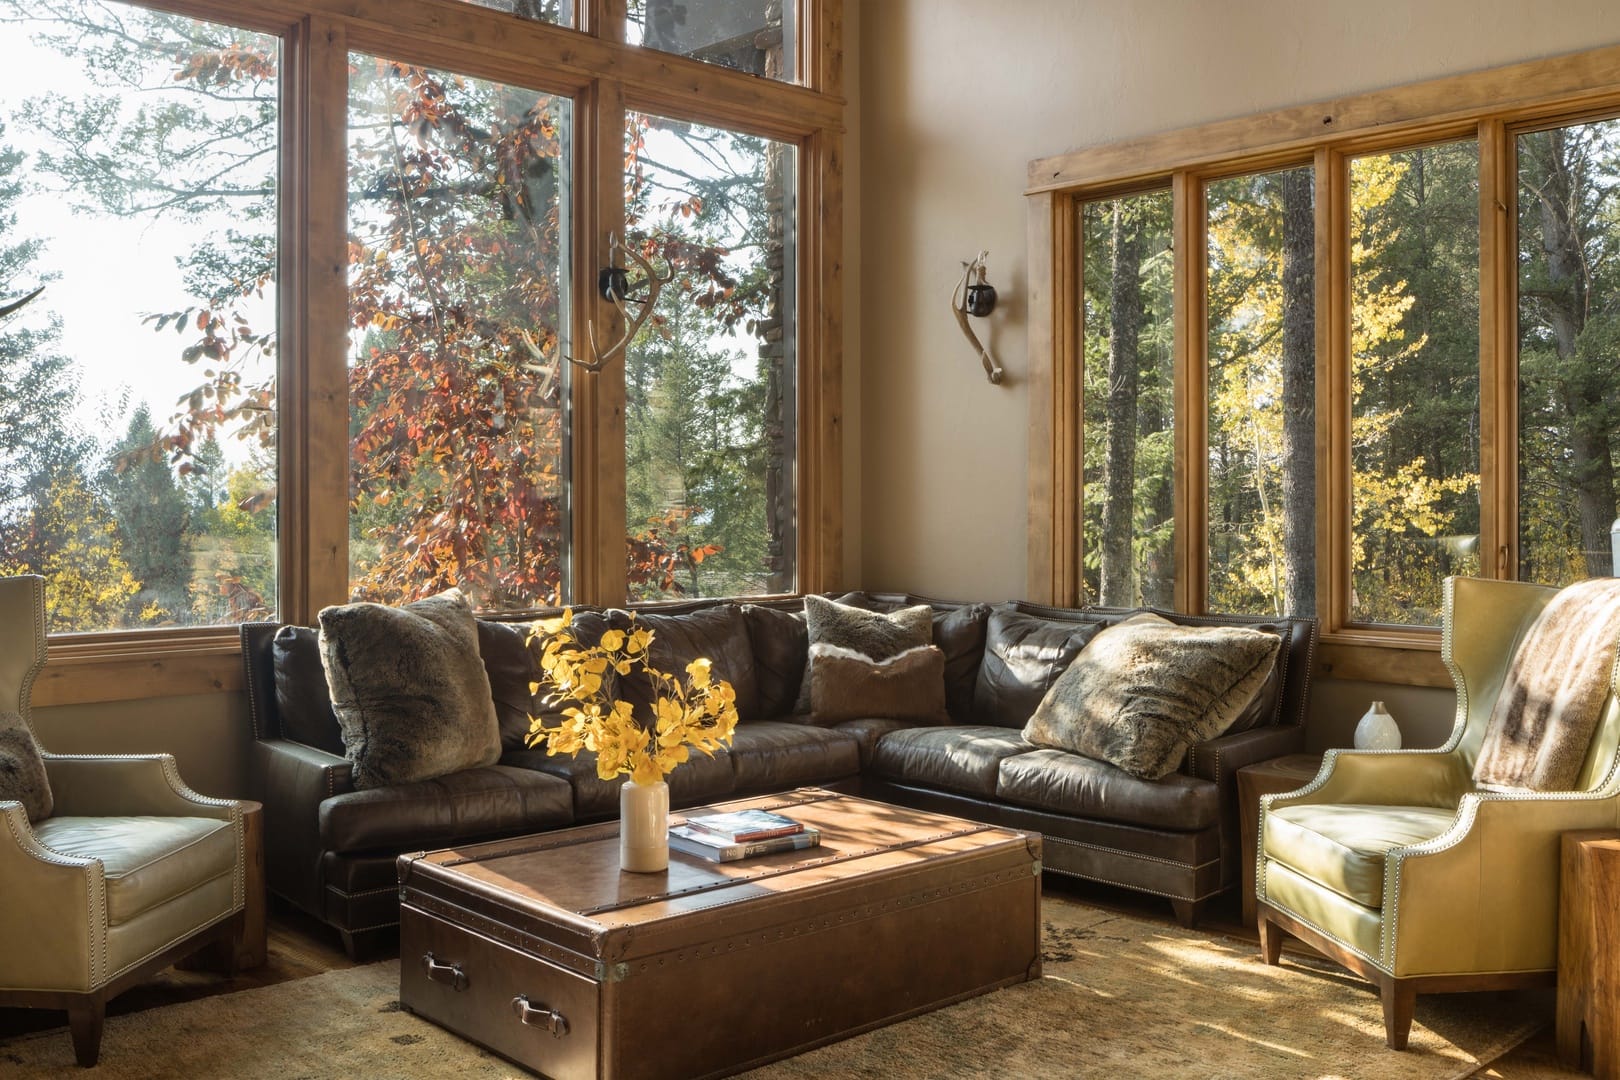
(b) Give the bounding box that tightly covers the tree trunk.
[1100,203,1142,607]
[1279,170,1317,617]
[1537,129,1617,578]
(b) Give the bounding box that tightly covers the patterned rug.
[0,896,1549,1079]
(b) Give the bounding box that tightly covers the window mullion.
[1172,170,1206,614]
[281,15,352,624]
[1319,147,1352,636]
[1479,117,1516,581]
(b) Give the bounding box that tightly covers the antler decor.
[0,285,45,321]
[564,234,674,374]
[951,251,1004,385]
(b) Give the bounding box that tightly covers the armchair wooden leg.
[67,997,106,1068]
[1169,898,1205,928]
[1258,913,1285,966]
[1379,975,1416,1051]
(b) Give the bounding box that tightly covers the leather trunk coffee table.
[397,788,1042,1079]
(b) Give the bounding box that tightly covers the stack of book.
[668,808,821,863]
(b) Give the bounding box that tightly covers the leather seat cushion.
[503,746,735,819]
[1264,803,1456,907]
[870,725,1035,798]
[34,816,237,925]
[319,765,574,852]
[726,721,861,791]
[996,749,1221,830]
[830,717,918,769]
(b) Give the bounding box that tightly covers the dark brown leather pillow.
[272,626,345,755]
[973,606,1106,728]
[742,604,808,719]
[477,619,542,752]
[609,605,761,723]
[809,644,948,725]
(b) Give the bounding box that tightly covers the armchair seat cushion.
[870,725,1035,798]
[1263,803,1456,907]
[996,749,1221,830]
[32,816,237,925]
[318,765,573,853]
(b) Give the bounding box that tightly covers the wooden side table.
[1558,829,1620,1079]
[1237,754,1322,928]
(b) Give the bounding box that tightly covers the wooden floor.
[0,883,1578,1077]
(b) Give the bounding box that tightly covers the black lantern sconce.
[951,251,1004,384]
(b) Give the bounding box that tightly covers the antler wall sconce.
[951,251,1004,384]
[520,233,673,376]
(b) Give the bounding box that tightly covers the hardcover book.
[668,823,822,863]
[682,808,805,843]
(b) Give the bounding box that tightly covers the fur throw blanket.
[1473,578,1620,791]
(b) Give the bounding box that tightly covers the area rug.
[0,896,1545,1079]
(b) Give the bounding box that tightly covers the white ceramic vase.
[1353,700,1402,751]
[619,778,670,873]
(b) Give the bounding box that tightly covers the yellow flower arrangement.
[526,609,740,786]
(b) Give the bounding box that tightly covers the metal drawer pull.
[421,952,468,991]
[511,995,569,1037]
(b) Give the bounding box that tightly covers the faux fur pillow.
[1474,577,1620,791]
[1023,613,1282,780]
[318,588,501,790]
[809,643,948,725]
[0,709,51,822]
[794,595,933,713]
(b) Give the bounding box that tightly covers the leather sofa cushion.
[829,717,917,769]
[870,725,1035,798]
[1263,803,1455,907]
[726,721,861,792]
[318,765,573,853]
[611,605,761,723]
[33,815,237,925]
[272,626,346,755]
[995,749,1221,831]
[477,619,543,752]
[742,604,808,719]
[973,607,1106,728]
[502,746,735,819]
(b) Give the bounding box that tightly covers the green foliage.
[102,405,193,624]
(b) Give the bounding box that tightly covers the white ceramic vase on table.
[1353,700,1402,751]
[620,779,670,872]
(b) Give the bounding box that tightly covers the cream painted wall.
[855,0,1620,603]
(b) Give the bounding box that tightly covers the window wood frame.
[27,0,845,705]
[1026,42,1620,688]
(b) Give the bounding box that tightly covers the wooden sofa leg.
[68,997,106,1068]
[1170,898,1204,928]
[1258,913,1285,965]
[1380,975,1416,1050]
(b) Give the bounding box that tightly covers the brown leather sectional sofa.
[241,593,1315,956]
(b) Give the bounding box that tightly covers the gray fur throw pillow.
[318,588,501,790]
[0,709,52,822]
[1023,613,1281,781]
[795,595,933,713]
[809,643,948,725]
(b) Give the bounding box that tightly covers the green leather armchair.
[1256,575,1620,1049]
[0,575,247,1067]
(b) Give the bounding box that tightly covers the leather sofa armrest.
[43,753,238,821]
[253,738,353,918]
[1185,725,1307,791]
[0,801,100,991]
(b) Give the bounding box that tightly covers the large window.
[1081,190,1174,608]
[624,113,797,600]
[1030,49,1620,672]
[0,0,842,683]
[1348,141,1480,627]
[1206,166,1316,618]
[1517,119,1620,586]
[346,56,572,610]
[0,1,279,633]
